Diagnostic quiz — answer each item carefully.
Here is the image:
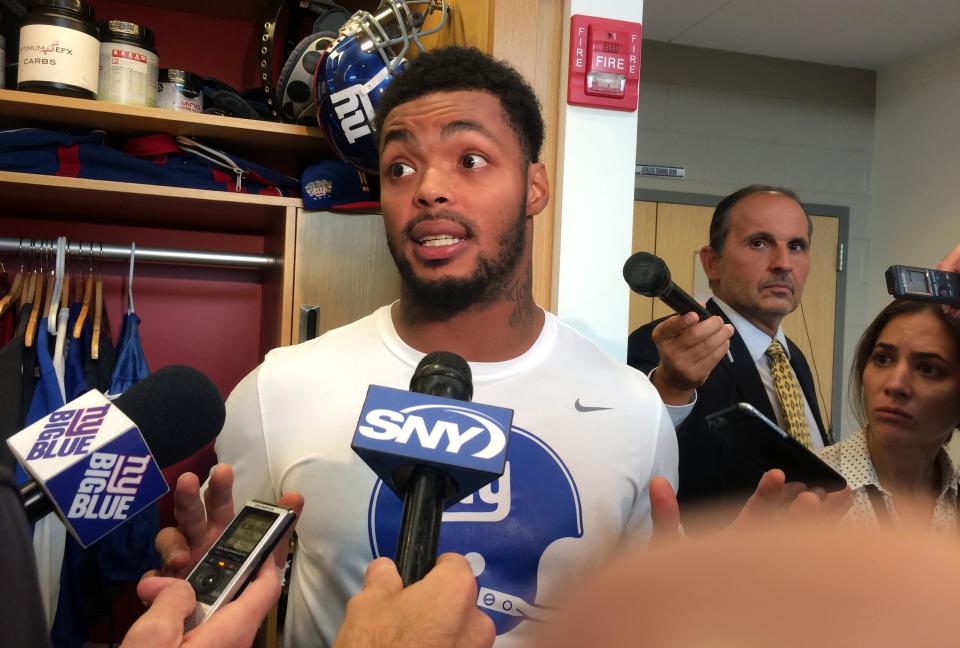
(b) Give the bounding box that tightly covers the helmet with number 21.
[316,0,448,175]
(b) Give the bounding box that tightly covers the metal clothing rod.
[0,238,281,269]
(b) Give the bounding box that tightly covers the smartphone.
[885,265,960,307]
[705,403,846,492]
[184,500,297,630]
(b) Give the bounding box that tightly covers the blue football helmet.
[316,0,448,174]
[367,426,584,636]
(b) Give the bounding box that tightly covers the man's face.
[700,192,811,336]
[378,90,548,316]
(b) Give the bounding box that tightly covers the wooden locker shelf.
[0,170,299,233]
[113,0,380,21]
[0,89,331,169]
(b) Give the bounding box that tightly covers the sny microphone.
[623,251,712,320]
[352,351,513,586]
[7,365,224,546]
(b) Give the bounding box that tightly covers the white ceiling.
[642,0,960,70]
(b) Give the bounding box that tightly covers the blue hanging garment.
[107,312,149,398]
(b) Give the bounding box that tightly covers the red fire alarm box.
[568,15,642,111]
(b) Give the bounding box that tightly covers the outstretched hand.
[150,463,304,578]
[650,470,851,542]
[937,243,960,320]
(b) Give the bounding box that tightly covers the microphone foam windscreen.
[410,351,473,401]
[113,365,225,468]
[623,251,671,297]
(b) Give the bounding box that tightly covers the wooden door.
[781,214,839,429]
[629,202,840,426]
[292,210,401,341]
[651,203,715,322]
[629,200,657,327]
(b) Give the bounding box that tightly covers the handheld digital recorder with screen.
[885,265,960,307]
[184,500,296,630]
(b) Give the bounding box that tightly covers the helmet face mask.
[317,0,448,174]
[346,0,447,72]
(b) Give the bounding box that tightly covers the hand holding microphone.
[623,252,733,405]
[623,251,713,320]
[333,554,495,648]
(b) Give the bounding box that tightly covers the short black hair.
[709,185,810,253]
[375,46,544,164]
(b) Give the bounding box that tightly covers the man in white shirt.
[628,186,828,525]
[157,46,677,647]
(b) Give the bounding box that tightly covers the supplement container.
[18,0,100,99]
[98,20,158,107]
[157,68,203,113]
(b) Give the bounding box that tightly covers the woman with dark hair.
[817,299,960,530]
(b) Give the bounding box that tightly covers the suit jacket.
[627,299,827,520]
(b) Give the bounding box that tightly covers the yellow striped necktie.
[765,340,812,449]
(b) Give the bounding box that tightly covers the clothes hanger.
[42,239,56,319]
[25,240,47,348]
[52,238,71,397]
[47,236,67,334]
[59,241,70,310]
[9,238,25,306]
[126,242,136,315]
[91,242,103,360]
[73,242,94,338]
[0,238,25,317]
[20,239,37,308]
[0,259,7,311]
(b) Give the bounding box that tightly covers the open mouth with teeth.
[418,234,466,247]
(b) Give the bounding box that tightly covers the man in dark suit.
[628,185,828,525]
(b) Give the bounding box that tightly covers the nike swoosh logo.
[574,399,613,413]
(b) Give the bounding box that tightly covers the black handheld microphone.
[352,351,512,586]
[17,365,225,525]
[623,251,712,320]
[395,351,474,585]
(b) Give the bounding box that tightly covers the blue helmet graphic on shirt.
[367,426,583,635]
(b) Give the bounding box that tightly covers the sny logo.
[358,404,507,459]
[27,405,110,461]
[68,452,151,521]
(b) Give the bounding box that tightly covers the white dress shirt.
[712,298,824,449]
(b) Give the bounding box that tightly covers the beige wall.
[872,36,960,458]
[872,37,960,316]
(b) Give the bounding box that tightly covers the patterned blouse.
[816,428,960,533]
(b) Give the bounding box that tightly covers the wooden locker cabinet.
[0,0,560,399]
[0,0,502,383]
[0,88,305,393]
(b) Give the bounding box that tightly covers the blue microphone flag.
[352,384,513,506]
[7,390,169,547]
